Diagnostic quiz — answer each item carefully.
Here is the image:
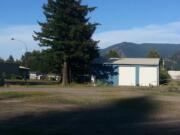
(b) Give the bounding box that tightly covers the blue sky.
[1,0,180,59]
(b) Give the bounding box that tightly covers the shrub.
[160,68,171,85]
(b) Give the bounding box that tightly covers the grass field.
[0,86,180,134]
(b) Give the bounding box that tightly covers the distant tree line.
[0,51,58,74]
[146,49,180,70]
[0,55,21,65]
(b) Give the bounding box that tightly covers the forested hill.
[101,42,180,58]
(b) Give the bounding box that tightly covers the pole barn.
[92,58,160,87]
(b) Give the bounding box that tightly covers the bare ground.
[0,86,179,134]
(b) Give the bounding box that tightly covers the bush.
[160,68,171,85]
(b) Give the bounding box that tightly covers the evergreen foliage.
[6,55,15,63]
[147,49,160,58]
[160,68,171,84]
[169,51,180,70]
[106,50,121,58]
[147,49,170,84]
[34,0,99,85]
[21,51,52,73]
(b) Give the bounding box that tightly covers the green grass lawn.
[0,86,180,135]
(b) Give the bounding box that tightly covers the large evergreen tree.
[34,0,99,85]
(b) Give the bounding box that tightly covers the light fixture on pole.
[11,38,28,53]
[11,38,29,83]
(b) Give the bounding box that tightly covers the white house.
[93,58,160,87]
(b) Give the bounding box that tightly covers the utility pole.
[11,38,29,84]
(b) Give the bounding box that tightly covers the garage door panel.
[119,66,136,86]
[139,67,158,86]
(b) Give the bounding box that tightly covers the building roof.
[93,58,160,65]
[19,66,30,70]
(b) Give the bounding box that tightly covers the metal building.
[93,58,160,86]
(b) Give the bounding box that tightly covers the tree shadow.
[0,96,179,135]
[92,64,119,85]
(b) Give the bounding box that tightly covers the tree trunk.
[69,66,72,83]
[62,61,68,86]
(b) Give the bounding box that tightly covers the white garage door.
[139,67,158,86]
[119,66,136,86]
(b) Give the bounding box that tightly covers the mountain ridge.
[101,42,180,58]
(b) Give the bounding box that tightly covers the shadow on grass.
[0,96,179,135]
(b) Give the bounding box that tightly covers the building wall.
[93,64,159,86]
[119,66,136,86]
[118,65,159,86]
[139,66,159,86]
[0,63,19,75]
[94,65,159,86]
[168,71,180,80]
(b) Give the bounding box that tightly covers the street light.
[11,38,29,83]
[11,37,28,67]
[11,38,28,53]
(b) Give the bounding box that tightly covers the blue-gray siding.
[107,65,119,86]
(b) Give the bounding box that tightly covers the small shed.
[92,58,160,86]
